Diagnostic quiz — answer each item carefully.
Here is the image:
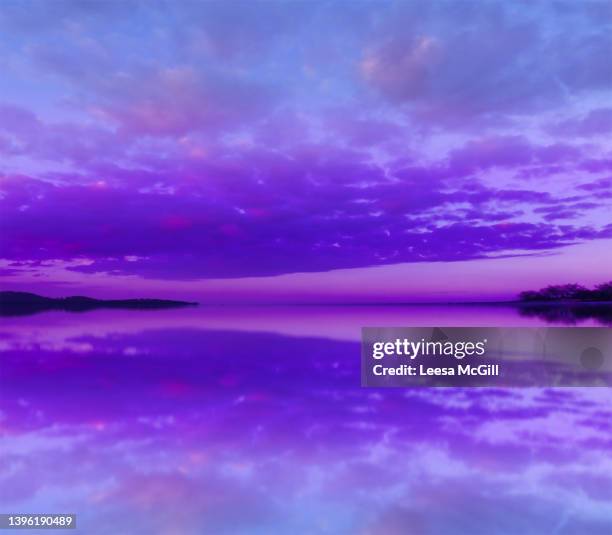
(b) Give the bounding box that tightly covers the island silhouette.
[518,282,612,302]
[0,291,197,316]
[517,282,612,326]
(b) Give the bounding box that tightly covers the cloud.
[1,136,608,279]
[89,65,275,137]
[549,108,612,138]
[360,2,612,123]
[0,0,610,283]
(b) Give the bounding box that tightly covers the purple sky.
[0,1,611,302]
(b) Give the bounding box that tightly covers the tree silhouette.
[594,281,612,300]
[519,282,612,302]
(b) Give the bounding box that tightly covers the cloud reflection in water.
[1,307,611,534]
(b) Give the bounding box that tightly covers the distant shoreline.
[0,291,198,316]
[2,291,611,316]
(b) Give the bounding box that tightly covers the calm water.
[1,305,611,534]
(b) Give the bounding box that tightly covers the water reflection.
[1,307,611,534]
[518,303,612,326]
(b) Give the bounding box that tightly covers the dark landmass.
[0,291,198,316]
[516,282,612,326]
[519,282,612,302]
